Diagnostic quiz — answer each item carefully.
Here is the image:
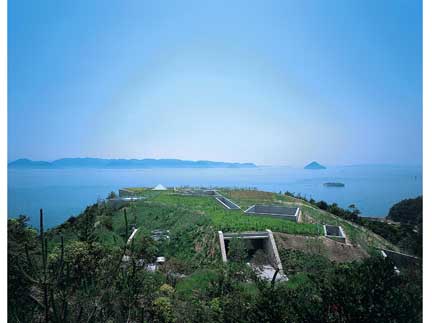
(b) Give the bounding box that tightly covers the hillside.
[48,188,398,264]
[9,188,420,322]
[7,158,52,168]
[304,161,326,169]
[8,158,257,169]
[388,196,422,225]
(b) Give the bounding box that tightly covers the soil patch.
[274,232,368,263]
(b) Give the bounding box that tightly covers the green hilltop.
[49,187,397,256]
[9,187,421,322]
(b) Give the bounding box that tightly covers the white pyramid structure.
[152,184,167,191]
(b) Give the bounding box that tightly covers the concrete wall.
[245,205,300,222]
[215,196,241,210]
[323,225,346,243]
[254,205,298,215]
[218,230,283,273]
[381,249,420,269]
[176,188,220,196]
[119,189,136,197]
[218,231,228,262]
[265,229,283,272]
[107,198,130,210]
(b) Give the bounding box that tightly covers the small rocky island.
[304,161,326,170]
[323,182,345,187]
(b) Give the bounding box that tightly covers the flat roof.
[323,225,345,237]
[245,205,299,217]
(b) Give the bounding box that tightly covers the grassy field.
[76,190,325,266]
[153,193,322,235]
[217,189,396,251]
[47,188,397,265]
[15,187,420,323]
[103,189,397,253]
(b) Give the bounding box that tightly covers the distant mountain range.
[8,158,257,169]
[304,161,326,170]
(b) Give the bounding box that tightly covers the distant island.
[323,182,345,187]
[8,158,257,169]
[304,161,326,170]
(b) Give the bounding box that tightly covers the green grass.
[211,211,321,235]
[298,203,397,251]
[283,272,313,289]
[220,189,398,251]
[153,193,322,235]
[175,269,219,297]
[47,188,398,263]
[106,199,218,264]
[278,248,332,275]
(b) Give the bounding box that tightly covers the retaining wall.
[323,225,346,243]
[218,230,283,273]
[215,196,241,210]
[244,205,300,222]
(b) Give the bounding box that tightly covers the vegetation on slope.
[7,188,422,322]
[153,193,322,235]
[221,189,397,252]
[282,191,422,257]
[388,196,422,225]
[8,212,421,322]
[358,196,422,257]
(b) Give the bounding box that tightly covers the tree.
[76,204,98,243]
[319,256,422,322]
[135,235,158,263]
[107,191,117,199]
[227,238,248,263]
[316,200,328,210]
[8,216,38,322]
[388,196,422,225]
[348,204,361,221]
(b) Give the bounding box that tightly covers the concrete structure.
[215,196,241,210]
[380,248,420,270]
[361,216,400,225]
[119,188,136,197]
[193,189,218,196]
[244,205,301,222]
[156,256,166,263]
[106,196,144,210]
[151,229,170,241]
[201,189,218,196]
[106,198,131,210]
[120,197,144,201]
[153,184,167,190]
[218,230,285,281]
[127,228,139,245]
[177,188,219,196]
[323,225,346,243]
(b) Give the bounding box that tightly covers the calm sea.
[8,165,422,228]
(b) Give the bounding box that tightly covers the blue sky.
[8,0,422,166]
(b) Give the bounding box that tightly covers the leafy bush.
[388,196,422,225]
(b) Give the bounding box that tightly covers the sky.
[8,0,422,166]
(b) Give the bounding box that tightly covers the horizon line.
[7,157,422,169]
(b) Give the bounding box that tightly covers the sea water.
[8,165,422,228]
